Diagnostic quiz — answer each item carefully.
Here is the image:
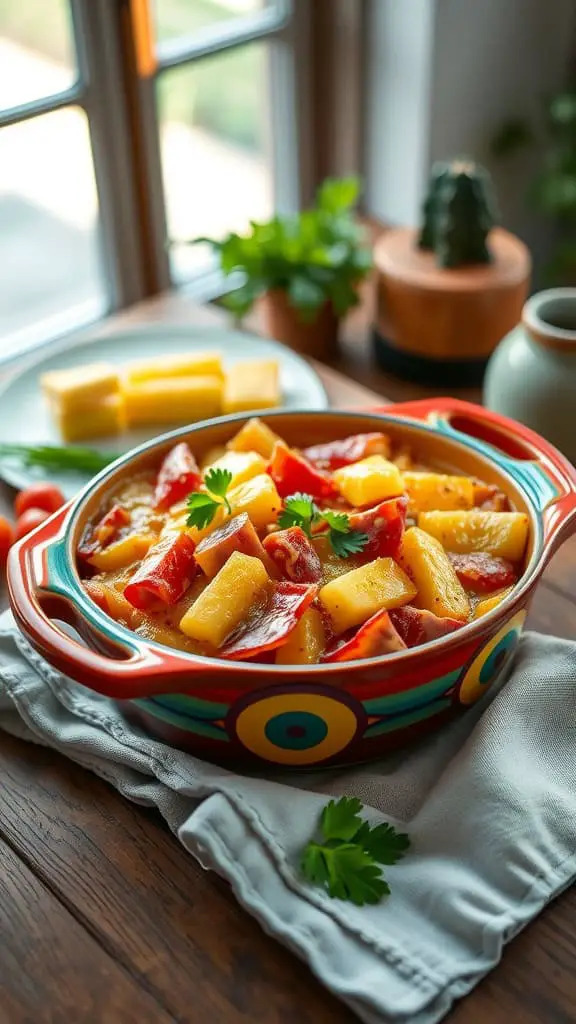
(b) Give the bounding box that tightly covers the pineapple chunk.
[41,362,120,411]
[333,455,404,507]
[123,375,222,425]
[473,587,514,619]
[228,473,282,531]
[418,510,529,562]
[88,533,155,572]
[399,527,470,621]
[319,557,417,634]
[227,417,283,459]
[402,472,475,513]
[179,551,269,647]
[206,450,267,489]
[275,608,326,664]
[54,393,125,442]
[223,360,279,413]
[124,351,223,384]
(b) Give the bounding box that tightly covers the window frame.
[0,0,149,360]
[0,0,317,356]
[125,0,314,299]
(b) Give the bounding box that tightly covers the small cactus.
[417,161,450,250]
[418,158,498,267]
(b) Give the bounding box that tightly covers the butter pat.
[124,351,223,384]
[55,394,126,442]
[41,362,120,412]
[223,360,279,414]
[124,375,223,425]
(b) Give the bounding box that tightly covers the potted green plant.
[189,177,373,359]
[492,88,576,284]
[372,158,531,385]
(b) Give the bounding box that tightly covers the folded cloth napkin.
[0,607,575,1024]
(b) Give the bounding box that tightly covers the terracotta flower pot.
[258,289,339,360]
[373,227,531,386]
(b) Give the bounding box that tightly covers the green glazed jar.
[484,288,576,462]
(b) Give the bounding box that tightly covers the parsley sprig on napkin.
[301,797,410,905]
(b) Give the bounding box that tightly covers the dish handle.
[375,397,576,556]
[7,505,216,699]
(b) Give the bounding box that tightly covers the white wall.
[364,0,576,281]
[364,0,436,226]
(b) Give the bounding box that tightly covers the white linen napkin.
[0,607,574,1024]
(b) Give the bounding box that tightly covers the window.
[0,0,310,357]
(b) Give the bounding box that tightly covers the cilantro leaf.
[186,469,234,528]
[300,797,410,905]
[186,492,220,530]
[353,821,411,865]
[278,493,319,536]
[321,510,350,534]
[330,530,369,559]
[301,842,390,905]
[320,796,364,841]
[204,467,233,513]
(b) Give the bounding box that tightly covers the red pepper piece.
[154,442,202,511]
[124,533,198,610]
[77,503,130,561]
[389,605,463,648]
[302,432,390,470]
[195,513,275,578]
[95,504,131,546]
[267,442,335,500]
[448,552,516,593]
[220,581,317,660]
[322,608,406,662]
[263,526,322,583]
[347,495,407,560]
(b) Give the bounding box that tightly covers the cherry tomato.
[14,482,65,519]
[0,516,14,562]
[14,507,50,541]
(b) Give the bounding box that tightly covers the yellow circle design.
[459,609,527,706]
[234,693,359,766]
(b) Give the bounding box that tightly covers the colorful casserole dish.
[8,399,576,769]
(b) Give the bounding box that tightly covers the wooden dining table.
[1,293,575,1024]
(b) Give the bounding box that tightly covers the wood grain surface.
[0,293,574,1024]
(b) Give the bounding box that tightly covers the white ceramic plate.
[0,325,328,497]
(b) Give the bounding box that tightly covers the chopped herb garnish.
[186,468,233,529]
[279,492,368,558]
[300,796,410,905]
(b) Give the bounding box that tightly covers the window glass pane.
[158,42,273,280]
[0,107,107,355]
[0,0,76,110]
[154,0,273,45]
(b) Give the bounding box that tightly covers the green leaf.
[186,493,220,530]
[322,510,350,534]
[277,492,319,536]
[317,176,360,214]
[301,841,390,905]
[300,798,409,905]
[330,530,369,559]
[301,842,330,887]
[353,821,411,866]
[320,796,364,841]
[204,468,233,499]
[288,276,325,316]
[192,176,372,316]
